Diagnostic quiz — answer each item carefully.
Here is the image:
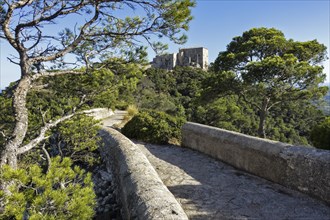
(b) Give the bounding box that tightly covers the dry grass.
[127,104,139,116]
[122,104,139,124]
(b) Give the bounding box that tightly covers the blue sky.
[1,0,329,89]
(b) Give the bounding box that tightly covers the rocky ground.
[92,163,121,220]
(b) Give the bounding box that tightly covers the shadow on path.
[138,143,330,220]
[102,110,127,128]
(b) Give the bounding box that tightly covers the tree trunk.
[0,76,32,169]
[257,97,270,138]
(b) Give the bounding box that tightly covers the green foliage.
[0,60,147,219]
[136,89,182,116]
[171,66,209,118]
[193,95,259,134]
[21,68,117,145]
[131,63,323,145]
[196,83,325,145]
[45,68,117,109]
[0,58,146,164]
[135,68,181,116]
[100,58,144,104]
[135,67,208,119]
[48,115,101,167]
[209,27,327,139]
[0,157,96,219]
[0,67,120,218]
[159,0,195,43]
[0,63,140,150]
[122,110,186,144]
[0,90,14,148]
[311,117,330,150]
[266,101,323,145]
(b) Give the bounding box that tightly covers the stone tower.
[152,47,208,70]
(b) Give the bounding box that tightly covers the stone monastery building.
[152,47,208,70]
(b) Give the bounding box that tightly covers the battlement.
[152,47,208,70]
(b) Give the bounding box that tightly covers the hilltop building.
[152,47,208,70]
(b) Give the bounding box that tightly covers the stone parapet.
[182,122,330,204]
[99,127,188,220]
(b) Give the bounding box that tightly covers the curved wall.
[99,127,188,220]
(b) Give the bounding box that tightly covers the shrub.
[0,157,96,219]
[310,117,330,150]
[48,115,101,167]
[115,101,129,110]
[121,110,186,144]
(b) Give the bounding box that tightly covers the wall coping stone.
[182,122,330,204]
[99,127,188,220]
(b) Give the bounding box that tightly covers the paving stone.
[138,142,330,220]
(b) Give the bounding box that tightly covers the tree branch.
[16,109,100,155]
[2,2,19,49]
[31,3,100,63]
[0,131,6,139]
[26,26,42,51]
[41,143,51,172]
[7,57,20,65]
[17,113,74,155]
[39,107,48,126]
[31,69,84,80]
[267,101,281,111]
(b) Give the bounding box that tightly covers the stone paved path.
[102,110,127,128]
[137,142,330,220]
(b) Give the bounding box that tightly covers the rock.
[103,195,110,202]
[99,170,112,182]
[104,204,110,211]
[91,151,121,219]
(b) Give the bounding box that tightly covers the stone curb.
[99,127,188,220]
[182,122,330,204]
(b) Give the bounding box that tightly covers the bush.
[48,115,101,167]
[310,117,330,150]
[0,157,96,219]
[115,101,129,110]
[121,110,186,144]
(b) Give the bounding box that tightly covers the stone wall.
[99,127,188,220]
[182,122,330,204]
[152,53,177,70]
[178,47,208,69]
